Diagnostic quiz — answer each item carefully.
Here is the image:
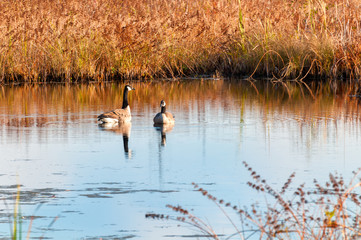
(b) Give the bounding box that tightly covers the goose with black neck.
[98,85,135,124]
[153,100,175,124]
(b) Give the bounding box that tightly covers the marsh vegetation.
[1,0,361,82]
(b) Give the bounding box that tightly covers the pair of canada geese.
[97,85,175,125]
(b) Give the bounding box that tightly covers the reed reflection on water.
[1,80,361,238]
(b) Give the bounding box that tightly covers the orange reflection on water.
[0,80,361,129]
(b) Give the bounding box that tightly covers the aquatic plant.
[147,162,361,239]
[11,185,21,240]
[5,185,58,240]
[0,0,361,82]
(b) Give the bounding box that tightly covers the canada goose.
[153,100,175,124]
[97,85,135,123]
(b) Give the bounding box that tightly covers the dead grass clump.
[147,162,361,239]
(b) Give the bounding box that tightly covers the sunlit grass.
[0,0,361,82]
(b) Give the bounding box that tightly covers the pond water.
[1,80,361,239]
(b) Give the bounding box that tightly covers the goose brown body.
[153,100,175,124]
[97,106,131,123]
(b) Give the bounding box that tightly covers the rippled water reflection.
[1,80,361,238]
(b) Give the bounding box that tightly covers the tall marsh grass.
[0,0,361,82]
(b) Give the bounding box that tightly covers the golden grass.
[1,0,361,82]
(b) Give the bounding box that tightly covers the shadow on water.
[98,122,132,159]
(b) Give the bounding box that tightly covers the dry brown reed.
[147,162,361,239]
[1,0,361,82]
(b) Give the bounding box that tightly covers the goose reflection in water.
[153,123,174,146]
[98,122,132,159]
[153,122,174,187]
